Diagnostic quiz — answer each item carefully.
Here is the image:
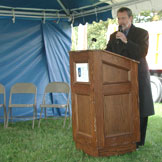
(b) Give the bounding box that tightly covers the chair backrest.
[9,83,37,105]
[45,82,70,94]
[0,84,5,94]
[0,83,5,104]
[10,83,37,94]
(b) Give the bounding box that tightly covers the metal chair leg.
[6,107,11,128]
[68,104,71,129]
[63,106,68,128]
[10,108,13,123]
[4,106,7,128]
[32,106,36,129]
[35,107,37,120]
[38,107,44,128]
[44,107,47,119]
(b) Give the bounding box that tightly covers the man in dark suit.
[106,7,154,148]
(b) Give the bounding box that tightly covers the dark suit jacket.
[106,24,154,117]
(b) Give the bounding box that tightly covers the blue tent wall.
[42,22,71,116]
[0,19,71,121]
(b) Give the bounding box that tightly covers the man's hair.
[117,7,133,17]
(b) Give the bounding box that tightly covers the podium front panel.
[70,51,97,149]
[70,50,140,157]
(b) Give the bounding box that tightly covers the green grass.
[0,104,162,162]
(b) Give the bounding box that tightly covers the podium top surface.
[70,50,139,64]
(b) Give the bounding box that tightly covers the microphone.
[88,38,97,49]
[92,38,97,42]
[116,25,123,44]
[118,25,123,32]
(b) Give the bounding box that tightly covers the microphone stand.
[88,38,97,49]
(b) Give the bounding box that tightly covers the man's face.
[117,11,132,30]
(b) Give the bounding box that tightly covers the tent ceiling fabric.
[0,0,113,25]
[0,0,161,25]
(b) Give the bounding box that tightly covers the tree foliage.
[87,20,108,50]
[133,10,162,23]
[71,27,78,51]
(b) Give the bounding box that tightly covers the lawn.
[0,103,162,162]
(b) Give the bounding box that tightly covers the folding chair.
[38,82,70,128]
[6,83,37,129]
[0,84,7,128]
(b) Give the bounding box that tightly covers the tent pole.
[57,0,70,15]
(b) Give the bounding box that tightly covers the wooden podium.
[70,50,140,157]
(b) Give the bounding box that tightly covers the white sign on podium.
[76,63,89,82]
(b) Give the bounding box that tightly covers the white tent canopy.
[110,0,162,18]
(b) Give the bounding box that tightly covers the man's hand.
[116,32,127,44]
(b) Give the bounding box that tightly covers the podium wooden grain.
[70,50,140,157]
